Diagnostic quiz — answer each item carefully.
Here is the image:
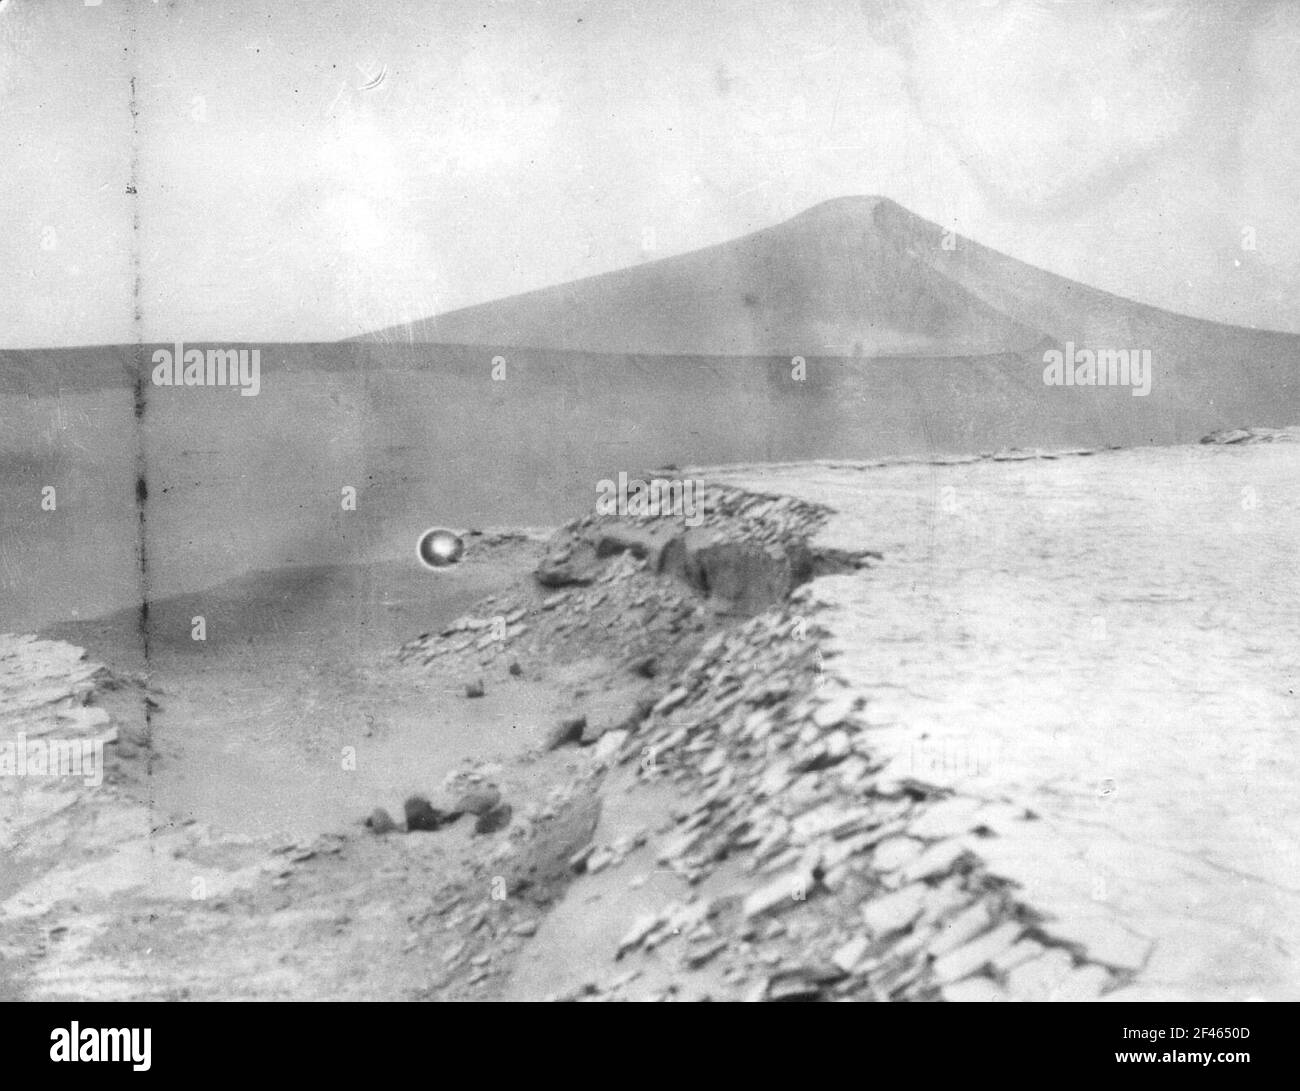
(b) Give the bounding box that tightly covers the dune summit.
[356,196,1300,450]
[365,197,1044,357]
[361,195,1295,366]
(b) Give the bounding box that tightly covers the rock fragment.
[931,922,1022,984]
[899,838,972,883]
[831,935,870,973]
[474,803,513,836]
[546,715,586,750]
[404,795,449,832]
[617,912,662,959]
[452,785,502,817]
[591,729,629,765]
[860,884,926,938]
[365,807,396,835]
[743,867,814,920]
[761,963,846,1002]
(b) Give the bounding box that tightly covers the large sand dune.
[3,199,1297,632]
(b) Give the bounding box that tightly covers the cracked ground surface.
[705,439,1299,999]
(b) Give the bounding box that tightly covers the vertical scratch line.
[126,15,153,771]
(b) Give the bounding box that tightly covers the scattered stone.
[546,715,586,750]
[811,690,859,730]
[929,902,995,958]
[899,839,971,883]
[465,679,485,699]
[405,795,449,833]
[790,802,874,843]
[585,847,616,874]
[1053,964,1113,1001]
[684,938,728,969]
[872,836,924,872]
[992,938,1047,975]
[617,912,662,959]
[1200,426,1295,446]
[762,963,846,1002]
[931,921,1022,984]
[365,807,396,835]
[652,687,690,716]
[831,935,870,973]
[1004,948,1076,1001]
[535,550,598,588]
[474,803,513,836]
[568,844,597,873]
[452,785,502,817]
[907,796,984,840]
[941,976,1006,1002]
[860,884,927,937]
[591,729,629,765]
[743,867,813,920]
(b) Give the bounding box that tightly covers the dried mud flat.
[2,430,1297,1001]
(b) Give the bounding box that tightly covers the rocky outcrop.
[401,473,1152,1001]
[1199,425,1298,445]
[584,593,1134,1002]
[530,481,875,615]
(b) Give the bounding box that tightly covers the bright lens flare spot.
[417,527,464,570]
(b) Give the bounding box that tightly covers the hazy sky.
[2,0,1298,347]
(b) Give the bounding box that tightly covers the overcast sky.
[2,0,1298,347]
